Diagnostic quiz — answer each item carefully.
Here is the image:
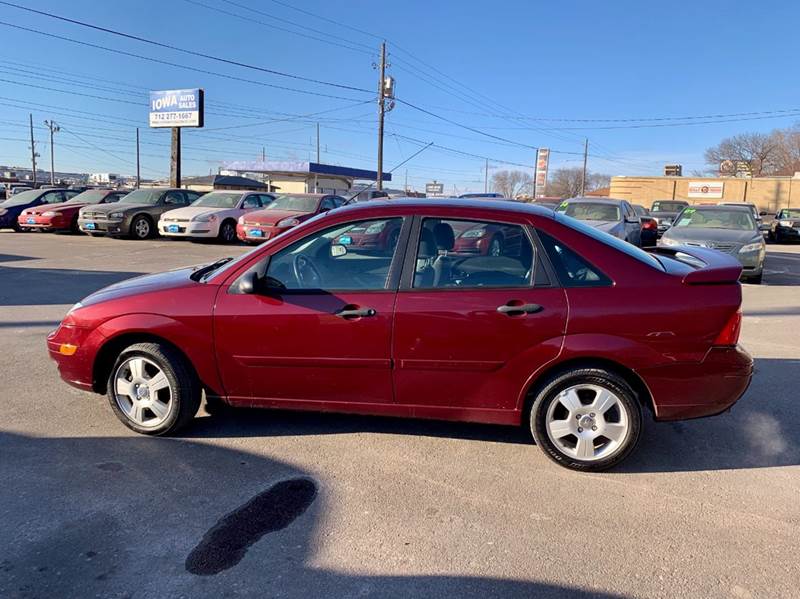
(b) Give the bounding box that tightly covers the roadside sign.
[535,148,550,192]
[149,89,204,128]
[426,181,444,195]
[688,180,724,199]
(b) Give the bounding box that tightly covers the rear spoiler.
[647,246,743,285]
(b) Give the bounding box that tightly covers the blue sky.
[0,0,798,192]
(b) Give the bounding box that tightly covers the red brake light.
[642,220,657,230]
[714,309,742,346]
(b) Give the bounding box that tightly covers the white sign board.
[149,89,204,128]
[687,181,724,199]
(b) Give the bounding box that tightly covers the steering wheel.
[292,254,322,288]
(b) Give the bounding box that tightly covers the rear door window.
[412,218,534,289]
[538,231,612,287]
[242,195,261,209]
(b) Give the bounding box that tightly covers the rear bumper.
[638,345,753,421]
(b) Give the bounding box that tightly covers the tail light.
[642,219,657,231]
[713,309,742,346]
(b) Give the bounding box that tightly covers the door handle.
[336,305,377,319]
[497,302,543,316]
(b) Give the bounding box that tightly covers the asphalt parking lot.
[1,232,799,599]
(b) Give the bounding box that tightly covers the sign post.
[149,88,204,188]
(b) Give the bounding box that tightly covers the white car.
[158,190,275,243]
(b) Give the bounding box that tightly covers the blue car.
[0,188,78,231]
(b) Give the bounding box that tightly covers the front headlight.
[277,217,300,227]
[461,229,487,238]
[193,214,218,223]
[109,212,124,219]
[779,220,793,227]
[238,215,245,224]
[739,242,764,253]
[42,211,57,217]
[659,237,680,246]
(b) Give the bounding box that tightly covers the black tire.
[529,367,642,472]
[488,235,503,256]
[106,342,201,435]
[130,214,153,240]
[217,219,237,244]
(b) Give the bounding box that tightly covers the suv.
[78,188,202,239]
[650,200,690,237]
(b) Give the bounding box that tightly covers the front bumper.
[159,221,216,238]
[47,324,98,391]
[638,345,753,421]
[18,214,69,230]
[236,223,288,242]
[77,217,128,236]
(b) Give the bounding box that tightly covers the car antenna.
[344,142,433,205]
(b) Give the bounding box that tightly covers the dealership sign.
[535,148,550,192]
[687,180,724,199]
[149,89,204,128]
[426,181,444,195]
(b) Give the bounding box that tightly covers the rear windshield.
[557,202,620,222]
[673,208,756,231]
[555,212,664,270]
[651,201,688,212]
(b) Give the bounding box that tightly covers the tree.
[704,132,778,176]
[490,170,532,198]
[544,167,610,198]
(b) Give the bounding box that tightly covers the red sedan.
[48,199,752,471]
[236,193,345,243]
[19,189,127,232]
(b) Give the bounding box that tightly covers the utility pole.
[170,127,181,188]
[261,146,266,162]
[43,120,60,185]
[404,169,408,193]
[316,122,320,163]
[29,114,38,185]
[484,158,489,193]
[376,41,387,191]
[580,137,589,196]
[135,127,141,189]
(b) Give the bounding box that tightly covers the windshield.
[652,201,688,212]
[555,212,664,270]
[2,189,42,207]
[558,202,620,222]
[118,189,162,205]
[266,195,319,212]
[190,192,242,208]
[673,208,756,230]
[780,209,800,219]
[66,190,109,205]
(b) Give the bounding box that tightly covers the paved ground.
[1,231,799,599]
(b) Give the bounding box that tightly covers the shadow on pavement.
[0,266,144,306]
[762,250,800,286]
[0,432,627,598]
[0,253,37,264]
[185,358,799,474]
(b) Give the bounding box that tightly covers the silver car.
[659,205,766,284]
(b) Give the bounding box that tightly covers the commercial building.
[609,175,800,212]
[180,174,268,193]
[221,161,391,196]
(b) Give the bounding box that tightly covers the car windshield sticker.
[557,201,568,211]
[338,235,352,245]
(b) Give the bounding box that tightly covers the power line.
[0,20,367,102]
[0,1,372,94]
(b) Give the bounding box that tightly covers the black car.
[650,199,689,237]
[768,208,800,243]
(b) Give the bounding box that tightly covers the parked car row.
[1,186,354,245]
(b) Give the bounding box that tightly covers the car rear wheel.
[218,220,237,244]
[131,215,152,239]
[530,368,642,471]
[488,236,503,256]
[106,342,201,435]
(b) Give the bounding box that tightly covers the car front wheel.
[218,220,237,244]
[130,215,152,239]
[106,342,201,435]
[530,368,642,471]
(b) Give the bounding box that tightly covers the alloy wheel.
[112,356,173,429]
[544,384,630,462]
[134,218,150,239]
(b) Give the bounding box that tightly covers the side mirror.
[331,244,347,258]
[236,272,285,294]
[759,211,768,217]
[237,271,259,294]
